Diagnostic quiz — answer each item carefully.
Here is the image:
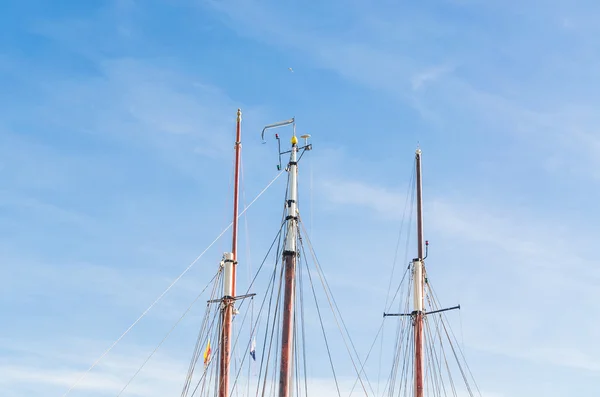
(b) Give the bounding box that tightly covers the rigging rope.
[348,320,385,395]
[298,242,309,397]
[427,282,482,397]
[188,306,222,397]
[117,271,220,396]
[60,170,284,397]
[384,163,416,310]
[181,271,223,397]
[182,212,288,397]
[255,202,287,397]
[298,218,373,397]
[240,150,254,397]
[226,221,287,397]
[379,162,416,396]
[301,238,342,397]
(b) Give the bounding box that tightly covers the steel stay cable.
[186,206,288,396]
[196,307,224,397]
[385,163,416,310]
[228,222,286,397]
[347,319,385,396]
[182,271,223,396]
[426,315,449,397]
[398,290,413,397]
[116,271,221,396]
[440,317,475,397]
[188,305,223,397]
[436,316,458,397]
[424,285,444,397]
[189,277,224,397]
[300,238,342,397]
[61,170,284,397]
[297,218,373,396]
[255,194,288,397]
[385,261,412,396]
[254,165,294,397]
[388,268,413,397]
[298,242,309,397]
[258,246,286,397]
[426,281,482,396]
[425,316,444,397]
[383,167,416,397]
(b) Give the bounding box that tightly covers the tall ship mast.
[218,108,242,397]
[380,148,480,397]
[260,118,302,397]
[57,115,482,397]
[58,122,484,397]
[174,113,372,397]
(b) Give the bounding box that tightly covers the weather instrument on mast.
[261,118,312,170]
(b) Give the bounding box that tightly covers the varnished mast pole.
[231,109,242,294]
[219,109,242,397]
[279,133,299,397]
[414,148,425,397]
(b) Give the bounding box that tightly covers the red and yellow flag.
[203,339,212,366]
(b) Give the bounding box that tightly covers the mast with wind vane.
[61,110,371,397]
[178,113,368,397]
[261,118,312,397]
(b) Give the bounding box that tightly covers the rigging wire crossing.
[116,272,220,396]
[60,169,285,397]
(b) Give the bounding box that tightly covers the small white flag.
[250,337,256,361]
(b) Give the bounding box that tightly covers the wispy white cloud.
[411,64,457,91]
[319,178,409,220]
[316,173,600,376]
[0,336,380,397]
[0,340,187,396]
[202,0,600,181]
[4,1,600,396]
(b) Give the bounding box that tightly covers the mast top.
[291,135,298,145]
[237,108,241,120]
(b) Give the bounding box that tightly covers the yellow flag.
[203,339,212,366]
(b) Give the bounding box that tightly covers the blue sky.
[1,0,600,396]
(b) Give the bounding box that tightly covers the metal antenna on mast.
[262,118,312,170]
[261,118,312,397]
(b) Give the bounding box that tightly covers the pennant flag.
[250,337,256,361]
[203,339,212,367]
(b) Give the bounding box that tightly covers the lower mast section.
[413,258,424,397]
[279,135,299,397]
[219,253,235,397]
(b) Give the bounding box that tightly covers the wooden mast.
[383,148,462,396]
[259,117,307,397]
[414,148,425,397]
[231,108,242,295]
[279,132,299,397]
[218,108,242,397]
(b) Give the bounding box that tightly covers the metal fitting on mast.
[261,117,313,397]
[261,118,312,171]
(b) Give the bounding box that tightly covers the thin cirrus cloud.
[2,1,600,396]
